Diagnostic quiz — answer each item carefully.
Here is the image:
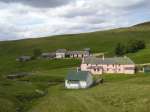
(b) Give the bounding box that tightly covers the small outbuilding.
[67,51,90,58]
[56,49,67,59]
[65,71,93,89]
[143,66,150,73]
[41,52,56,59]
[16,56,31,62]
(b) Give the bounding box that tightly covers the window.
[125,67,135,70]
[68,80,79,84]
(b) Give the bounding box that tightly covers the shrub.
[115,40,146,56]
[126,40,146,53]
[115,43,126,56]
[136,40,146,49]
[32,49,42,59]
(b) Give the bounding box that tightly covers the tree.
[126,41,138,53]
[126,40,146,53]
[136,40,145,49]
[115,43,126,56]
[33,49,42,59]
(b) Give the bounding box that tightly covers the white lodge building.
[56,49,67,59]
[81,56,135,75]
[65,71,93,89]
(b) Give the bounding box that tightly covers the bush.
[115,40,146,56]
[126,40,138,53]
[136,40,146,49]
[115,43,126,56]
[126,40,146,53]
[32,49,42,59]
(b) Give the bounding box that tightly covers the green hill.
[0,21,150,65]
[133,21,150,27]
[0,22,150,112]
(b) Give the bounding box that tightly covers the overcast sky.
[0,0,150,41]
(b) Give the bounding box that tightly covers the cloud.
[0,0,72,8]
[0,0,150,40]
[102,0,147,8]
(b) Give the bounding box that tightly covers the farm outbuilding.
[41,52,56,59]
[65,71,93,89]
[16,56,31,62]
[143,66,150,73]
[67,48,91,58]
[67,51,90,58]
[56,49,67,59]
[55,48,91,59]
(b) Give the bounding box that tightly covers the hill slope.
[29,72,150,112]
[0,22,150,112]
[0,21,150,63]
[0,22,150,75]
[133,21,150,27]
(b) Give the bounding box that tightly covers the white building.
[56,49,67,59]
[67,48,91,58]
[56,48,91,59]
[16,56,31,62]
[65,71,93,89]
[67,51,90,58]
[81,56,135,75]
[41,52,56,59]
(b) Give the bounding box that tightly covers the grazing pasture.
[29,71,150,112]
[0,22,150,112]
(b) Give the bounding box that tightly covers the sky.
[0,0,150,41]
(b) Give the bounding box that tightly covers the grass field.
[0,22,150,64]
[28,69,150,112]
[0,22,150,112]
[0,65,79,112]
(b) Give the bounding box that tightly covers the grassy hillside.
[29,70,150,112]
[0,22,150,65]
[0,22,150,112]
[133,21,150,27]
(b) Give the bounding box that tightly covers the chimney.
[102,54,105,60]
[82,57,85,63]
[77,67,81,72]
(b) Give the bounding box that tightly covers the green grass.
[0,59,80,75]
[28,71,150,112]
[0,24,150,64]
[0,22,150,112]
[0,68,70,112]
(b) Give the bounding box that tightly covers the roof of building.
[16,56,31,61]
[19,56,31,59]
[83,48,91,51]
[66,71,90,81]
[83,56,135,65]
[41,52,55,56]
[67,51,89,55]
[144,66,150,70]
[56,49,67,53]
